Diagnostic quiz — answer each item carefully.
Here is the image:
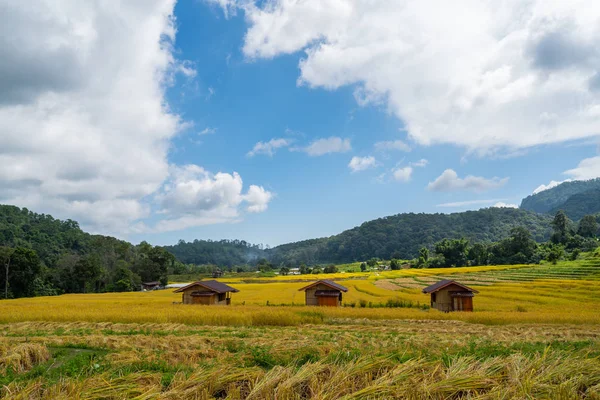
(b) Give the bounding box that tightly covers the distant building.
[141,281,161,291]
[422,280,478,312]
[173,280,239,305]
[212,268,223,278]
[289,268,300,275]
[298,280,348,307]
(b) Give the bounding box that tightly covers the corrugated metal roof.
[173,280,239,293]
[422,280,478,294]
[298,280,349,292]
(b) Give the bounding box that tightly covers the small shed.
[298,280,348,307]
[173,280,239,305]
[422,280,478,312]
[142,281,161,291]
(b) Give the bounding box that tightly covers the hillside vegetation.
[520,178,600,217]
[267,208,552,264]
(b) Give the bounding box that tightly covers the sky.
[1,0,600,247]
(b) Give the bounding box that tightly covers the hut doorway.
[318,296,339,307]
[452,297,473,312]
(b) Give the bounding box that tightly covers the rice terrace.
[2,252,600,399]
[4,1,600,398]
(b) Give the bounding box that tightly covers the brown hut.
[298,280,348,306]
[173,280,239,305]
[422,280,478,312]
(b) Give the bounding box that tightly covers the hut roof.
[298,280,348,292]
[173,280,239,294]
[422,280,478,294]
[142,281,160,286]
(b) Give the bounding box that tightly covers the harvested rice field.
[2,256,600,398]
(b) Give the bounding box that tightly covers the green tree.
[434,238,469,267]
[323,264,338,273]
[279,266,290,276]
[578,215,598,238]
[5,247,41,298]
[312,267,323,274]
[551,210,571,244]
[74,254,103,293]
[0,246,15,299]
[546,244,564,265]
[367,258,379,268]
[360,262,367,272]
[389,259,400,270]
[416,247,429,268]
[468,243,490,266]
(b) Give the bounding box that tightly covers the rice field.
[2,256,600,398]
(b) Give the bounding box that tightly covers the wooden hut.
[422,280,478,312]
[173,280,239,305]
[141,281,161,291]
[298,280,348,306]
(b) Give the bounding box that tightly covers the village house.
[422,280,478,312]
[141,281,161,291]
[299,280,348,306]
[173,280,239,305]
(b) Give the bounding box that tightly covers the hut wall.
[305,283,341,306]
[181,287,231,305]
[431,284,466,312]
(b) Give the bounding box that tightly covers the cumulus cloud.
[564,156,600,180]
[301,137,351,156]
[223,0,600,153]
[492,202,519,208]
[0,1,273,236]
[428,169,508,192]
[348,156,377,172]
[244,185,273,212]
[152,165,273,232]
[532,179,572,195]
[374,140,411,152]
[392,166,412,182]
[247,138,292,157]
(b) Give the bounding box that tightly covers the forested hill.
[266,208,553,264]
[520,179,600,217]
[0,205,176,297]
[164,239,264,266]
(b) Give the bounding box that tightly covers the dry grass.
[1,321,599,399]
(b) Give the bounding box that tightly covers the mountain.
[0,204,555,268]
[266,208,552,264]
[548,188,600,221]
[520,179,600,217]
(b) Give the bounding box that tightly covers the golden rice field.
[2,256,600,398]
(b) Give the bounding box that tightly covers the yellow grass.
[1,259,600,326]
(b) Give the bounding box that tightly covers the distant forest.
[2,178,600,298]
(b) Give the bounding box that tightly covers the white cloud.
[492,202,519,208]
[0,0,185,234]
[226,0,600,153]
[437,199,506,208]
[247,138,293,157]
[532,179,571,195]
[152,164,273,232]
[564,156,600,180]
[374,140,411,152]
[301,137,351,156]
[428,169,508,192]
[244,185,273,212]
[410,159,429,168]
[392,166,412,182]
[0,1,273,236]
[348,156,377,172]
[199,127,217,135]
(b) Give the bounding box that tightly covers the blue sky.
[1,0,600,247]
